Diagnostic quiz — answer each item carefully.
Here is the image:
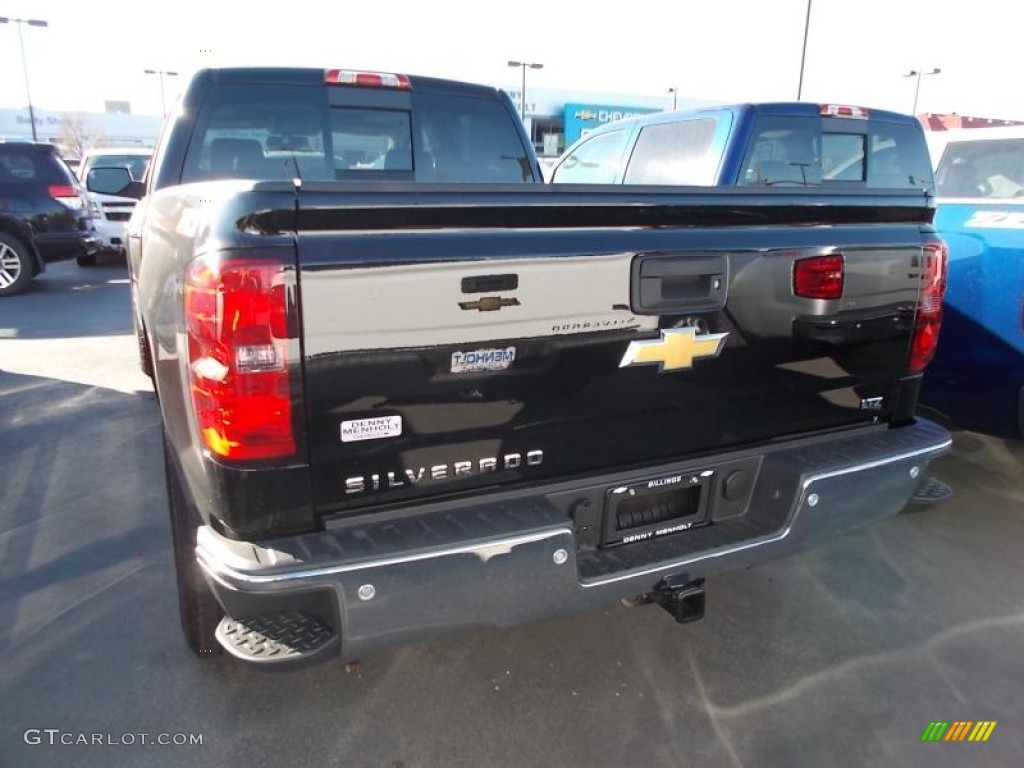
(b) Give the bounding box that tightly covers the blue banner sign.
[563,102,661,145]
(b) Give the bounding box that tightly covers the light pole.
[796,0,812,99]
[668,87,678,110]
[507,60,543,123]
[0,16,49,142]
[144,68,179,117]
[904,68,941,115]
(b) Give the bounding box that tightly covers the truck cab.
[549,102,935,193]
[141,67,542,192]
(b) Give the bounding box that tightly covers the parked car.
[549,101,935,193]
[77,148,152,259]
[0,140,98,296]
[121,67,950,669]
[77,147,152,182]
[919,126,1024,438]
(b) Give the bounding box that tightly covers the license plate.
[600,469,713,547]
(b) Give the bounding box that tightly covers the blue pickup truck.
[919,127,1024,438]
[548,101,935,192]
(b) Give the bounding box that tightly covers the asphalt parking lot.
[1,260,1022,768]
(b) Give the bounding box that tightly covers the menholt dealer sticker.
[451,347,517,374]
[341,415,403,443]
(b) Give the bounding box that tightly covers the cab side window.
[551,130,628,184]
[623,118,721,185]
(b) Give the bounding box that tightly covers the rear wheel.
[0,232,34,297]
[1017,386,1024,439]
[163,437,224,657]
[131,291,154,380]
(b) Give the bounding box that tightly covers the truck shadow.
[0,370,164,658]
[0,260,133,340]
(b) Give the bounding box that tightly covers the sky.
[1,0,1021,120]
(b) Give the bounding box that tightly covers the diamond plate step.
[216,611,336,664]
[910,475,954,505]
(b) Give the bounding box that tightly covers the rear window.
[623,118,724,185]
[416,93,535,182]
[738,116,933,190]
[935,138,1024,198]
[181,84,534,183]
[0,147,70,185]
[84,154,150,181]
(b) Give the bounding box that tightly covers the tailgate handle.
[631,253,728,315]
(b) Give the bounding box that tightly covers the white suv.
[77,148,152,257]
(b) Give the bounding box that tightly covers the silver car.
[77,148,152,258]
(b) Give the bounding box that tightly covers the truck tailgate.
[294,188,932,517]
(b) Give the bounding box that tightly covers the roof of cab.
[0,140,60,150]
[925,124,1024,170]
[82,147,153,156]
[195,66,507,99]
[578,101,918,140]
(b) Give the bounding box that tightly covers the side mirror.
[86,166,145,199]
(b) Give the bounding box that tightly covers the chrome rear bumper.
[197,418,951,664]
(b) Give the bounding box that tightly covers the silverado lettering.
[345,451,545,494]
[127,67,952,669]
[552,317,639,332]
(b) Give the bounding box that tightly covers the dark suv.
[0,141,99,296]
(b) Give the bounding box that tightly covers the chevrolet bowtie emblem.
[459,296,520,312]
[619,328,729,372]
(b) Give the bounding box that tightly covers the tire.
[132,291,154,380]
[0,232,35,297]
[1017,386,1024,440]
[163,437,224,657]
[76,253,98,267]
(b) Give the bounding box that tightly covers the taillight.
[794,254,844,299]
[49,184,85,210]
[184,255,298,460]
[820,104,870,119]
[908,241,948,372]
[324,69,411,89]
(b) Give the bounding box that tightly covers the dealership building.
[501,86,719,156]
[0,106,163,151]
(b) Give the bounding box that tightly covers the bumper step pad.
[216,611,336,664]
[910,475,954,505]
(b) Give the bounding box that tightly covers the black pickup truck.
[122,67,952,668]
